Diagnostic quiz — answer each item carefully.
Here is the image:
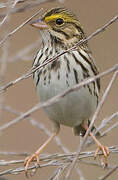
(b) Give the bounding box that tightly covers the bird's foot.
[24,133,57,177]
[24,152,40,177]
[94,145,109,167]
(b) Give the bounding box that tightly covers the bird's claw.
[24,153,40,177]
[94,145,109,167]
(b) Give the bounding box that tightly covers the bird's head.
[31,8,86,46]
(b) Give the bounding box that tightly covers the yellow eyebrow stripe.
[45,14,72,22]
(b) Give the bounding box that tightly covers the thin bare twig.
[76,166,85,180]
[99,165,118,180]
[0,0,21,9]
[0,15,8,27]
[0,0,13,122]
[0,15,118,93]
[0,0,64,18]
[6,39,41,62]
[0,41,8,122]
[0,151,30,156]
[48,164,70,180]
[97,111,118,133]
[0,8,43,47]
[0,146,117,176]
[101,121,118,137]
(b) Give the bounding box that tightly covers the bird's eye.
[56,18,64,25]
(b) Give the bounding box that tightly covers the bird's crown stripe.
[45,14,73,22]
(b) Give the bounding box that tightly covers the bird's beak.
[30,19,48,30]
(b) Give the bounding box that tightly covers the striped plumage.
[24,8,109,175]
[32,7,100,135]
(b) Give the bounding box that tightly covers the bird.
[24,7,109,174]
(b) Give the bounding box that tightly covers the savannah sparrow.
[25,7,109,173]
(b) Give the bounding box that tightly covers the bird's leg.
[24,132,57,176]
[82,123,109,166]
[24,122,60,177]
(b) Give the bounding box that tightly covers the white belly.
[34,57,97,127]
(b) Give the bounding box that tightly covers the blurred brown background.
[0,0,118,179]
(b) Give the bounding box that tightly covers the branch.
[0,146,117,176]
[0,8,43,47]
[99,165,118,180]
[48,164,70,180]
[0,0,64,18]
[98,111,118,136]
[6,39,41,62]
[0,15,118,93]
